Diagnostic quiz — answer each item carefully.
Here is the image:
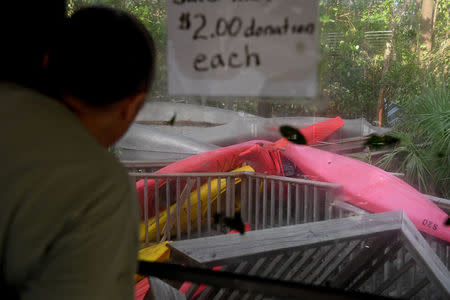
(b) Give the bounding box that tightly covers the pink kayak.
[135,140,272,217]
[282,143,450,242]
[135,117,344,218]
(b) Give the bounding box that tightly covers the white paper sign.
[167,0,319,97]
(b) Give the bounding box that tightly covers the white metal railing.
[129,171,342,245]
[128,169,450,270]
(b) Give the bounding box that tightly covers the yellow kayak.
[139,165,253,242]
[138,241,171,262]
[135,241,171,283]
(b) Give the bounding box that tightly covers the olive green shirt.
[0,83,139,299]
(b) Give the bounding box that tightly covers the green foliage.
[378,83,450,198]
[319,0,448,122]
[321,1,449,198]
[66,1,448,120]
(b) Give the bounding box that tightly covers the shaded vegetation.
[377,84,450,198]
[67,1,448,121]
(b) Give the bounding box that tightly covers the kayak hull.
[283,144,450,242]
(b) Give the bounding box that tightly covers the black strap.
[138,261,392,300]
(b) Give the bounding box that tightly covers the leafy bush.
[378,83,450,198]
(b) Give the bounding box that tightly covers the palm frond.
[378,83,450,198]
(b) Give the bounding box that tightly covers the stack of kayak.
[135,116,450,243]
[116,102,390,162]
[133,116,449,299]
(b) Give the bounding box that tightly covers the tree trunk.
[377,40,392,127]
[432,0,440,48]
[411,0,423,54]
[432,0,439,28]
[419,0,434,60]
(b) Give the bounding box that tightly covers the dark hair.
[48,6,156,105]
[0,1,66,90]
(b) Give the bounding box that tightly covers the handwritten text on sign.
[168,0,319,97]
